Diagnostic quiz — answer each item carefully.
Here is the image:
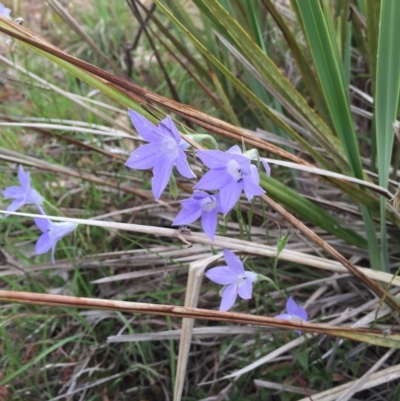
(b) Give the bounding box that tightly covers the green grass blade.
[0,334,82,386]
[296,1,361,176]
[261,0,333,127]
[191,0,346,163]
[151,0,338,169]
[295,0,382,270]
[242,1,286,137]
[342,19,352,89]
[364,0,381,95]
[375,1,400,270]
[375,2,400,186]
[261,176,367,248]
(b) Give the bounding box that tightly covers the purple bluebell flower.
[275,296,308,335]
[2,165,43,215]
[194,145,264,215]
[205,248,258,311]
[125,109,196,201]
[0,2,11,18]
[34,214,77,264]
[172,190,222,241]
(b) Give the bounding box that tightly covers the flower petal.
[261,159,271,177]
[175,148,196,179]
[214,193,224,214]
[125,143,163,170]
[191,190,209,201]
[196,150,232,169]
[178,138,190,151]
[26,188,43,205]
[243,175,264,201]
[227,145,242,155]
[205,266,237,285]
[34,217,50,233]
[223,249,244,275]
[194,169,231,191]
[232,154,251,174]
[152,158,174,201]
[18,165,30,189]
[294,306,308,322]
[250,164,260,186]
[128,109,163,142]
[159,115,181,143]
[172,206,202,226]
[237,277,253,300]
[5,199,24,214]
[179,197,202,209]
[0,4,11,18]
[219,180,243,214]
[50,222,77,242]
[219,283,238,311]
[2,186,25,199]
[201,210,217,241]
[286,296,298,315]
[35,233,53,255]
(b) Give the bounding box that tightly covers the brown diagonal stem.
[0,290,398,348]
[261,194,400,312]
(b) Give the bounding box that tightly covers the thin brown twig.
[0,290,398,348]
[127,0,183,108]
[124,1,157,77]
[260,194,400,312]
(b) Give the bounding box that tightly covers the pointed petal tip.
[201,211,217,241]
[286,296,298,315]
[223,248,244,274]
[261,159,271,177]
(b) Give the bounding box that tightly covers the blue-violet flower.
[275,296,308,335]
[0,2,11,18]
[2,165,43,215]
[125,109,196,201]
[34,214,77,264]
[194,145,264,214]
[172,190,222,241]
[205,248,257,311]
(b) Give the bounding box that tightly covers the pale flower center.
[227,159,243,181]
[200,197,216,212]
[163,138,179,157]
[236,273,247,287]
[49,222,77,241]
[290,315,303,322]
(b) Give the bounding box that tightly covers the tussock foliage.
[0,1,400,400]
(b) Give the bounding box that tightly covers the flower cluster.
[201,248,307,334]
[0,110,306,335]
[125,109,270,241]
[2,165,77,263]
[125,111,306,335]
